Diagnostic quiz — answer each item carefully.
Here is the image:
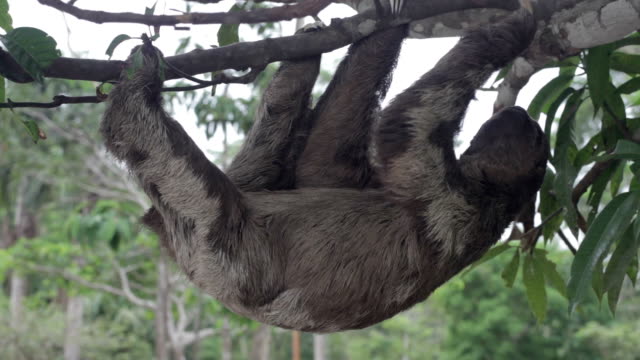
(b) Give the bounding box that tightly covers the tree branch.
[27,263,156,310]
[1,0,519,84]
[37,0,333,26]
[0,96,102,109]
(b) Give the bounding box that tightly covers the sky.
[6,0,557,154]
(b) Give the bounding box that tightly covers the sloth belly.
[239,188,437,332]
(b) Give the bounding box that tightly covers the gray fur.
[101,10,547,332]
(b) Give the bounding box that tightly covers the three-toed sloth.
[101,6,548,332]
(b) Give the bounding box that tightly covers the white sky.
[7,0,557,153]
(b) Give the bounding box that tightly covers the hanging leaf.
[540,255,567,298]
[492,62,512,85]
[105,34,132,59]
[608,140,640,161]
[610,52,640,74]
[501,249,520,287]
[610,32,640,49]
[617,77,640,95]
[97,219,118,245]
[463,243,514,275]
[592,260,605,302]
[20,118,41,143]
[552,89,583,235]
[0,27,60,83]
[145,1,157,16]
[627,254,638,287]
[568,191,640,313]
[587,161,618,223]
[217,4,244,46]
[523,254,547,322]
[0,0,12,32]
[604,226,639,314]
[585,45,612,110]
[528,74,574,120]
[609,162,625,197]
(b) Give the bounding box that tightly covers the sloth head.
[459,106,549,205]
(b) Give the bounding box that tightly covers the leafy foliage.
[477,31,640,320]
[0,27,60,83]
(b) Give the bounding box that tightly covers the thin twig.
[571,159,617,204]
[556,229,577,254]
[0,66,265,109]
[0,96,103,109]
[37,0,333,26]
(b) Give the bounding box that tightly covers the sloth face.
[460,106,549,197]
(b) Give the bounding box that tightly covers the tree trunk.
[9,272,27,329]
[313,334,327,360]
[291,331,301,360]
[250,324,271,360]
[64,296,84,360]
[401,332,410,360]
[156,258,170,360]
[173,344,186,360]
[221,317,233,360]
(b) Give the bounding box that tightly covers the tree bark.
[63,296,84,360]
[313,334,327,360]
[156,258,170,360]
[1,0,521,83]
[9,273,27,330]
[221,317,233,360]
[291,331,301,360]
[250,324,272,360]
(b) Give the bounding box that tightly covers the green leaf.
[0,75,4,103]
[540,256,567,298]
[217,4,244,46]
[604,226,639,314]
[0,27,60,83]
[610,33,640,49]
[528,74,574,120]
[609,140,640,161]
[568,191,640,313]
[523,254,547,322]
[463,243,514,275]
[627,253,638,287]
[218,23,239,47]
[145,1,157,16]
[617,77,640,95]
[592,260,605,302]
[0,0,12,32]
[492,63,512,85]
[587,161,618,223]
[20,118,40,143]
[585,45,612,109]
[544,86,575,148]
[610,161,625,197]
[552,89,583,235]
[97,220,117,244]
[105,34,132,59]
[610,52,640,74]
[501,249,520,287]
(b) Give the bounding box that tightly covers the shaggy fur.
[101,9,548,332]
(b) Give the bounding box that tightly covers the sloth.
[101,6,548,332]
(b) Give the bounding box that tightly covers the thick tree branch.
[1,0,519,84]
[37,0,333,26]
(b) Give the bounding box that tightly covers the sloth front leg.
[101,45,285,307]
